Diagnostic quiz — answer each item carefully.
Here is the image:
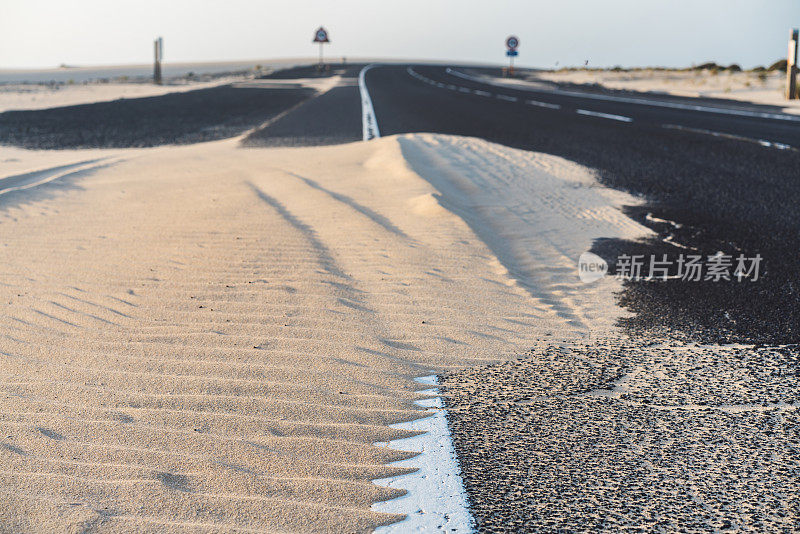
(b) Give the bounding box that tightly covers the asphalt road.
[442,341,799,533]
[244,63,363,147]
[0,85,316,149]
[433,66,800,147]
[2,63,798,531]
[353,64,800,344]
[240,62,800,347]
[347,65,799,533]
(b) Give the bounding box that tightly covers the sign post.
[787,29,798,100]
[313,27,330,70]
[505,36,519,76]
[153,37,163,85]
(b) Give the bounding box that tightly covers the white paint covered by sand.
[0,132,650,531]
[367,135,651,531]
[372,375,473,533]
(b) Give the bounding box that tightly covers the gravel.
[442,341,799,533]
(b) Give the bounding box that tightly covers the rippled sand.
[0,134,645,532]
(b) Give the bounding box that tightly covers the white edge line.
[371,374,475,533]
[446,68,800,123]
[359,64,381,141]
[662,123,795,151]
[576,109,633,122]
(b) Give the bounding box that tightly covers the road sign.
[313,27,330,43]
[505,36,519,76]
[153,37,164,84]
[788,29,799,99]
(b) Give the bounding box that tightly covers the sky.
[1,0,798,70]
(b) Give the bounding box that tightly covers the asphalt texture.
[0,85,315,149]
[442,341,799,532]
[256,63,363,80]
[243,63,364,146]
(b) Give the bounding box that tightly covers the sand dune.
[0,134,646,532]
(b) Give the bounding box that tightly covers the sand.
[0,132,647,532]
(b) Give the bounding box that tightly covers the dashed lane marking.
[526,99,561,110]
[496,94,518,102]
[446,67,800,123]
[662,124,795,151]
[576,109,633,122]
[409,67,796,150]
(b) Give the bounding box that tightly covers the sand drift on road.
[0,132,649,531]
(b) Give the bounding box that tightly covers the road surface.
[253,63,800,343]
[288,64,799,531]
[1,63,798,532]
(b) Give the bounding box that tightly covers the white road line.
[372,375,475,533]
[419,67,794,149]
[359,64,381,141]
[446,67,800,123]
[662,124,795,151]
[458,87,471,94]
[526,99,561,110]
[576,109,633,122]
[759,140,793,150]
